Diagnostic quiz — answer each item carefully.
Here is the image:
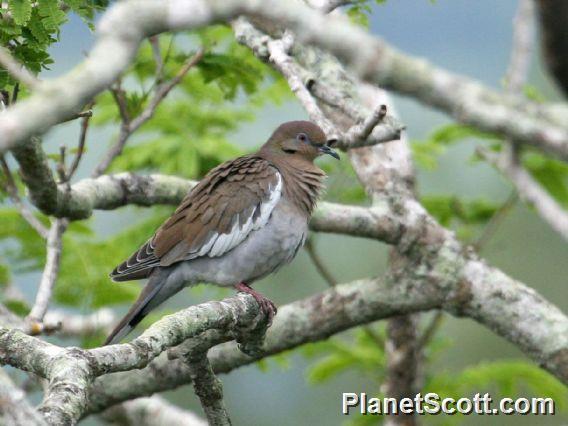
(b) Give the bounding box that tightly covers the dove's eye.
[296,133,309,143]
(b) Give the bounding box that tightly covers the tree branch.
[1,293,266,424]
[384,314,420,426]
[101,395,207,426]
[234,17,404,148]
[185,352,232,425]
[0,0,566,161]
[479,148,568,240]
[85,265,568,415]
[267,31,339,139]
[506,0,535,93]
[10,137,64,217]
[0,46,39,89]
[0,368,46,426]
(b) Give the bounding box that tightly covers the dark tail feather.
[104,273,166,345]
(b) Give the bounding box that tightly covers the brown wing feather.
[110,155,280,281]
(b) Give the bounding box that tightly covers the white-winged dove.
[104,121,339,345]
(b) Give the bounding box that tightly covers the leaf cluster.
[0,0,107,88]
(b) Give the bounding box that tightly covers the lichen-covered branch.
[185,352,232,426]
[0,1,566,423]
[38,173,195,220]
[0,293,266,424]
[24,172,404,243]
[85,262,568,415]
[101,395,207,426]
[10,137,63,217]
[233,17,404,149]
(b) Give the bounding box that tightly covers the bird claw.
[257,297,277,327]
[234,282,277,327]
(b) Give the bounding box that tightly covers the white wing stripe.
[204,172,282,258]
[196,232,217,257]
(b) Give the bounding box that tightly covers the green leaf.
[28,11,51,44]
[523,84,546,103]
[412,123,498,170]
[523,151,568,208]
[0,208,46,272]
[8,0,32,26]
[0,262,10,287]
[305,326,386,384]
[421,195,498,227]
[37,0,67,31]
[4,299,30,316]
[346,5,370,28]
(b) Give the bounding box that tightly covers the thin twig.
[149,35,165,82]
[0,46,39,89]
[56,145,67,183]
[304,237,384,347]
[474,191,518,251]
[267,33,339,140]
[110,83,131,125]
[474,0,536,250]
[91,48,204,177]
[304,238,338,287]
[500,0,535,166]
[66,102,94,180]
[416,311,444,350]
[340,104,389,147]
[235,20,402,148]
[506,0,535,94]
[27,218,68,323]
[60,109,93,124]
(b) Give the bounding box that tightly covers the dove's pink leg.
[234,282,277,325]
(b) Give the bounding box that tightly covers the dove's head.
[261,121,339,162]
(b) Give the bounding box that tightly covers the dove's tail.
[104,268,174,345]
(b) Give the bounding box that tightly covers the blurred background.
[2,0,567,425]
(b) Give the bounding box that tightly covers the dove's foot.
[234,282,277,326]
